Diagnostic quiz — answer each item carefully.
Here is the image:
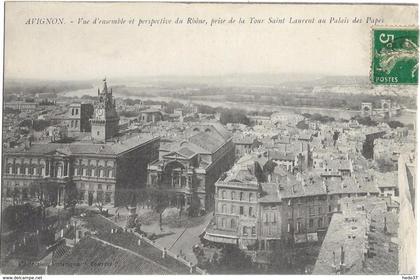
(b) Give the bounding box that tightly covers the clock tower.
[90,78,120,142]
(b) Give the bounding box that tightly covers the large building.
[146,123,235,211]
[62,103,94,137]
[205,154,380,251]
[4,101,37,111]
[2,79,159,207]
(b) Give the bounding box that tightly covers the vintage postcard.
[1,1,417,276]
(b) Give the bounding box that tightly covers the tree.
[210,245,257,274]
[64,182,78,215]
[387,120,404,129]
[296,120,309,130]
[31,180,56,221]
[95,198,104,214]
[147,189,171,230]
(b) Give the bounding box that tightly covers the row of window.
[79,182,113,191]
[74,168,114,178]
[287,216,331,233]
[218,217,257,235]
[219,190,256,202]
[6,165,115,179]
[70,120,79,128]
[80,190,113,204]
[71,108,79,115]
[220,203,255,217]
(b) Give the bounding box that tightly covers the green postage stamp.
[371,27,419,85]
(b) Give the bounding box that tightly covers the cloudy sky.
[4,2,418,80]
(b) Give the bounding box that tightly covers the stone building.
[232,134,261,159]
[62,103,94,137]
[205,155,380,251]
[146,122,235,211]
[2,79,159,207]
[90,79,120,142]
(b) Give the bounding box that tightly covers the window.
[296,221,302,233]
[318,218,323,228]
[105,192,112,203]
[249,193,253,202]
[98,184,102,190]
[222,190,226,199]
[231,191,236,200]
[240,192,244,201]
[318,206,322,215]
[230,205,235,214]
[230,219,236,229]
[97,191,104,202]
[249,207,253,216]
[222,204,227,213]
[309,218,314,228]
[328,205,332,212]
[287,223,291,233]
[97,131,100,136]
[239,206,244,215]
[243,226,248,236]
[251,226,256,235]
[79,191,85,201]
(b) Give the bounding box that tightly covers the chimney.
[384,216,387,233]
[340,246,345,267]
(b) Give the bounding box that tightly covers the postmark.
[371,27,419,85]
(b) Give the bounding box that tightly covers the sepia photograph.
[1,1,418,276]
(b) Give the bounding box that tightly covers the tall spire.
[101,77,108,94]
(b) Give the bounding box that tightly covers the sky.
[4,2,418,80]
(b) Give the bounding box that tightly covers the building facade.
[62,103,94,136]
[205,156,380,251]
[146,123,235,211]
[2,79,160,207]
[90,79,120,142]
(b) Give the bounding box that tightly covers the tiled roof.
[269,150,296,161]
[375,172,398,188]
[6,134,158,157]
[276,174,378,199]
[189,132,224,154]
[232,134,256,145]
[177,147,196,158]
[49,237,177,274]
[313,197,398,275]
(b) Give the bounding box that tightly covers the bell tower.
[90,78,120,142]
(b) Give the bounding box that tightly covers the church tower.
[90,78,120,142]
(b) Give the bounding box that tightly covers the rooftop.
[313,197,398,275]
[5,134,158,157]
